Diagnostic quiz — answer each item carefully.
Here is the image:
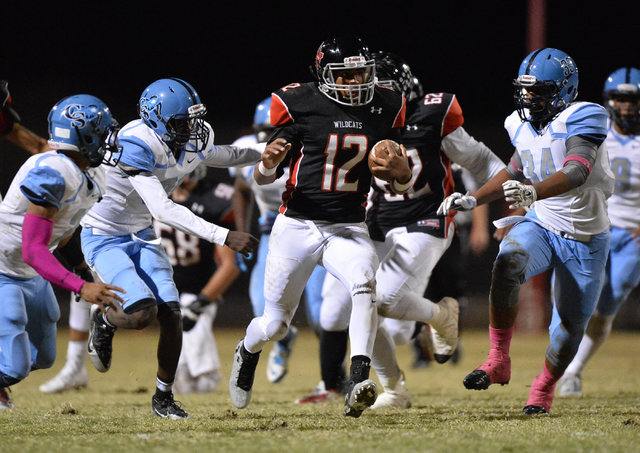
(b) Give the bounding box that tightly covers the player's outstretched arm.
[6,123,48,155]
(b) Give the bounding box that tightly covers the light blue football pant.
[250,232,326,332]
[495,211,610,370]
[0,274,59,382]
[81,226,178,311]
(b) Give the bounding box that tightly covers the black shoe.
[88,305,117,373]
[151,392,190,419]
[523,405,549,415]
[463,370,491,390]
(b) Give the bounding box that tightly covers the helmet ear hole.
[149,119,157,128]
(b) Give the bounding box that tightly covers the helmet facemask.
[605,90,640,134]
[161,104,209,155]
[514,75,567,128]
[319,57,376,106]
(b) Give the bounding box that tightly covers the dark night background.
[1,1,639,329]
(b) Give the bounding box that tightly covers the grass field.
[1,327,638,453]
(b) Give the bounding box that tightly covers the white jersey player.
[557,67,640,397]
[80,78,260,419]
[0,95,124,409]
[440,48,614,415]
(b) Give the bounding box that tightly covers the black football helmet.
[313,36,376,106]
[373,51,423,102]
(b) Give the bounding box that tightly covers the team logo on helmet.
[64,104,90,128]
[315,47,324,72]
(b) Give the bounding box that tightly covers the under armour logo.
[371,106,382,114]
[405,124,418,131]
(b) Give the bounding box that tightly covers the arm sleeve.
[505,151,527,181]
[129,173,229,245]
[22,214,85,293]
[202,144,262,168]
[440,126,506,184]
[559,135,599,188]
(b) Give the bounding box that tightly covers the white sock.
[348,293,378,357]
[66,340,87,369]
[392,291,437,323]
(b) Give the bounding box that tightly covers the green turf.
[2,327,638,452]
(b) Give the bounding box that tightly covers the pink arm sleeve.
[22,213,85,293]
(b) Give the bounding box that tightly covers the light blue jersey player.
[80,78,260,419]
[557,67,640,397]
[230,97,326,384]
[0,95,124,409]
[439,48,614,415]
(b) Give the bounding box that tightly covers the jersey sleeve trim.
[271,93,294,126]
[442,95,464,136]
[20,166,66,208]
[118,137,156,172]
[392,96,406,128]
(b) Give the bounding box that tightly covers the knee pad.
[586,312,614,341]
[124,299,158,329]
[265,320,289,342]
[490,248,529,311]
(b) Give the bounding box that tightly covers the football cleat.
[0,387,14,410]
[39,365,89,394]
[295,381,341,404]
[343,379,377,418]
[151,392,190,419]
[267,326,298,383]
[87,305,117,373]
[371,378,411,410]
[556,373,582,397]
[463,350,511,390]
[229,339,260,409]
[523,405,549,415]
[429,297,459,363]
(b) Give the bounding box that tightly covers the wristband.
[258,161,277,176]
[392,177,412,194]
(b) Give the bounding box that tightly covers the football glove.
[181,293,215,332]
[502,180,537,209]
[437,192,477,215]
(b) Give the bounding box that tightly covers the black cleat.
[343,379,377,418]
[463,370,491,390]
[87,305,117,373]
[523,405,549,415]
[152,392,190,419]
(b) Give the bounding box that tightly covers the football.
[368,139,401,181]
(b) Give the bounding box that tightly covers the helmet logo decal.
[64,104,88,128]
[315,47,324,72]
[559,57,575,77]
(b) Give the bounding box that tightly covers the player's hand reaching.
[262,138,291,170]
[79,282,126,313]
[225,231,259,257]
[437,192,477,215]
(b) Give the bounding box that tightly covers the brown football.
[368,139,401,181]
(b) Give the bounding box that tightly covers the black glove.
[181,293,213,332]
[0,80,21,123]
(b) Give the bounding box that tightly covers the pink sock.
[526,362,560,412]
[489,326,513,355]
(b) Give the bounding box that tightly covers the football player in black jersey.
[154,167,241,394]
[229,36,411,418]
[309,51,506,410]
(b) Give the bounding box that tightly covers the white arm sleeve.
[129,173,229,245]
[202,144,264,168]
[441,126,506,185]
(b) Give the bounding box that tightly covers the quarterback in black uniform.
[319,51,506,409]
[155,167,240,394]
[229,36,411,418]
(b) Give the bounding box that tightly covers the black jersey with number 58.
[269,82,405,223]
[368,92,463,236]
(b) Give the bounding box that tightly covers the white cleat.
[557,373,582,397]
[429,297,459,363]
[229,339,260,409]
[39,365,89,394]
[371,378,411,410]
